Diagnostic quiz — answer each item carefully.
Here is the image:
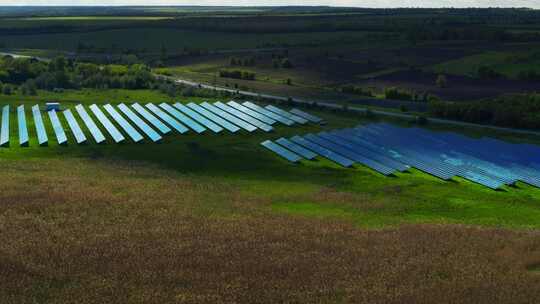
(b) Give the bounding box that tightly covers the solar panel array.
[1,101,317,147]
[261,123,540,190]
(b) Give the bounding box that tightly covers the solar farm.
[4,98,538,192]
[261,123,540,191]
[0,101,318,147]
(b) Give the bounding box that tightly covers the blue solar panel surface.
[214,102,273,132]
[200,102,257,132]
[290,135,354,167]
[48,110,68,145]
[32,105,48,146]
[319,132,408,172]
[242,101,294,126]
[186,102,240,133]
[173,103,223,133]
[0,105,9,146]
[261,140,302,163]
[75,105,106,144]
[265,105,308,124]
[303,134,395,175]
[118,103,162,142]
[132,103,171,134]
[89,104,125,143]
[17,105,29,146]
[104,104,143,143]
[63,109,87,144]
[227,101,276,125]
[145,103,189,134]
[290,108,323,123]
[275,137,317,160]
[159,103,206,134]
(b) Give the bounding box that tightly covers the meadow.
[1,6,540,302]
[0,88,539,302]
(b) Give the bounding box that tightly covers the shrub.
[436,74,448,88]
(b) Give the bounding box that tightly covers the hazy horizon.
[0,1,539,8]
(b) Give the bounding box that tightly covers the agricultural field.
[1,6,540,303]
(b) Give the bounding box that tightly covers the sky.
[0,0,539,8]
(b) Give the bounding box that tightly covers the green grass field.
[429,50,540,79]
[1,88,540,302]
[0,89,539,229]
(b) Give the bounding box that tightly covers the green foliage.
[341,85,373,97]
[436,74,448,88]
[0,56,157,92]
[477,66,505,80]
[384,87,414,101]
[219,69,255,80]
[429,93,540,129]
[2,84,13,95]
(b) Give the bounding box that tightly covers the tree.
[281,58,293,68]
[2,84,12,95]
[286,78,292,85]
[436,74,448,88]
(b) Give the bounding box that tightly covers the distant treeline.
[2,8,540,40]
[0,55,157,94]
[429,94,540,130]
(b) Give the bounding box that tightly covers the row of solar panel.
[0,102,322,146]
[261,123,540,190]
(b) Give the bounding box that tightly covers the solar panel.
[75,105,106,144]
[186,102,240,133]
[89,104,125,143]
[63,109,87,144]
[48,110,68,145]
[275,137,317,160]
[290,135,354,167]
[265,105,308,124]
[290,108,323,123]
[0,105,9,147]
[214,102,273,132]
[103,104,143,143]
[200,102,257,132]
[159,103,206,134]
[32,105,48,146]
[118,103,162,142]
[261,140,302,163]
[227,101,277,125]
[304,134,395,175]
[242,101,295,126]
[173,103,223,133]
[145,103,189,134]
[323,132,409,172]
[17,105,29,147]
[131,103,171,134]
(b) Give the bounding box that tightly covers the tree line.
[0,55,157,95]
[429,93,540,130]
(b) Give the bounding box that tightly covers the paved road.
[165,76,540,137]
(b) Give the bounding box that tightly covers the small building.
[45,102,61,112]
